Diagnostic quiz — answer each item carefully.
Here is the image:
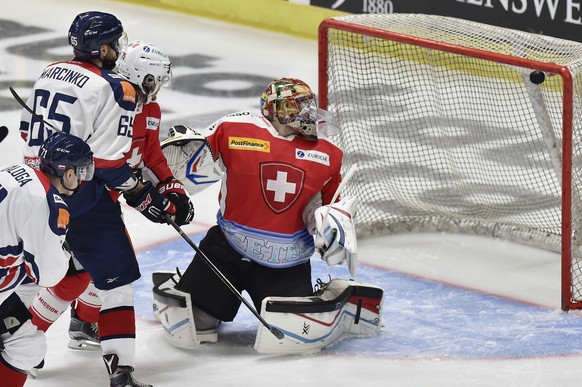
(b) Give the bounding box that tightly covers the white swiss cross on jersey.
[260,162,305,213]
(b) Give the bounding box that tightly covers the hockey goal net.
[318,14,582,311]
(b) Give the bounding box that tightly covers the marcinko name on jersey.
[40,66,90,88]
[228,137,270,152]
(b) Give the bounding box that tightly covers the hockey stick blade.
[164,214,285,340]
[9,86,59,131]
[269,326,284,340]
[0,126,7,143]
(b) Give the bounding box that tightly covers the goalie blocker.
[152,273,383,353]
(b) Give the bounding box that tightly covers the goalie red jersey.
[201,111,343,268]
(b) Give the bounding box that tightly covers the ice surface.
[1,1,582,386]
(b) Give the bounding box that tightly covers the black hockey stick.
[0,126,7,143]
[164,214,285,340]
[9,86,59,131]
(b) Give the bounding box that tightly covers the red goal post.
[318,14,582,310]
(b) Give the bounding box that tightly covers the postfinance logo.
[228,137,270,153]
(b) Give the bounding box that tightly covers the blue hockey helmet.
[68,11,127,59]
[39,132,94,182]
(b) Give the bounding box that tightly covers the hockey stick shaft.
[9,86,59,131]
[0,126,8,143]
[164,214,285,340]
[319,163,358,234]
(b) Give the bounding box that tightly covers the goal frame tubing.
[318,18,577,310]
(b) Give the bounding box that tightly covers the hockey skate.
[104,354,152,387]
[68,307,100,350]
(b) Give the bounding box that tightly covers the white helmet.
[116,40,172,103]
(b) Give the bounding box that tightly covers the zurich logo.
[296,150,305,158]
[143,46,150,52]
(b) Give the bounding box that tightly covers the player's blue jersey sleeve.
[46,185,70,236]
[63,163,134,217]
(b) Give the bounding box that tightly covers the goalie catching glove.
[156,177,194,225]
[314,196,359,277]
[161,125,224,196]
[124,181,172,224]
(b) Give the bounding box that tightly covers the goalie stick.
[164,214,285,340]
[320,163,357,231]
[9,86,60,131]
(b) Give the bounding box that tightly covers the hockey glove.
[314,196,359,277]
[124,181,172,224]
[157,178,195,226]
[161,125,224,196]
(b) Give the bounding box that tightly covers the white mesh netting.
[321,14,582,308]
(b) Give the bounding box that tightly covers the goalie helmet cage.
[318,14,582,311]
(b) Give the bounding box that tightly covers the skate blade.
[67,338,101,351]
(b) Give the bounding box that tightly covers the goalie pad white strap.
[254,278,383,354]
[161,125,224,196]
[152,273,218,348]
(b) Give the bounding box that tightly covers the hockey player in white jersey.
[20,11,171,224]
[0,132,93,387]
[62,40,194,350]
[18,12,172,387]
[26,40,195,364]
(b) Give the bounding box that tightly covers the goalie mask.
[260,78,336,141]
[116,40,172,104]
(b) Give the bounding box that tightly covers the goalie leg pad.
[254,278,383,354]
[343,281,383,336]
[152,273,218,347]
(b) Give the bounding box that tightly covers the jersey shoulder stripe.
[33,168,70,236]
[47,188,69,236]
[101,69,137,110]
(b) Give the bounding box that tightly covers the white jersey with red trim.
[0,164,70,305]
[201,111,343,268]
[19,60,137,171]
